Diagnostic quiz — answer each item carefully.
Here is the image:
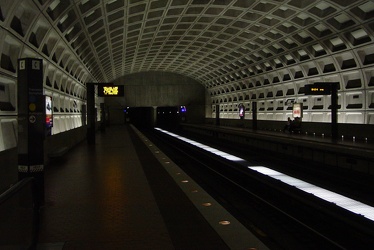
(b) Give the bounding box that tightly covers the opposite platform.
[37,125,262,249]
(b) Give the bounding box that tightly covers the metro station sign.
[98,85,124,97]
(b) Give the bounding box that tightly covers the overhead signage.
[98,85,124,97]
[304,82,332,95]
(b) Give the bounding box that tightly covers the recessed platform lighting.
[219,220,231,225]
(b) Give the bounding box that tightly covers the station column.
[252,102,257,130]
[215,104,220,126]
[17,58,45,204]
[86,82,95,144]
[331,82,339,141]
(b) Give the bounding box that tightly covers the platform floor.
[37,125,258,250]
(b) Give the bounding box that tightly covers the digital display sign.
[304,82,331,95]
[45,95,53,128]
[98,85,124,97]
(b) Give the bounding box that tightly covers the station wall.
[106,72,207,125]
[207,39,374,125]
[0,3,93,155]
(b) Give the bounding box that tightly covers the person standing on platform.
[283,117,291,132]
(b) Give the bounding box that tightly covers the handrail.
[0,177,40,250]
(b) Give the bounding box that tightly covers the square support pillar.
[17,58,45,204]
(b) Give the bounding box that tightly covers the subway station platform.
[37,125,261,250]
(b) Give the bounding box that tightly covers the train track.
[141,127,374,250]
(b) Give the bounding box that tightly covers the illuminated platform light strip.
[155,128,374,222]
[155,128,246,162]
[249,166,374,222]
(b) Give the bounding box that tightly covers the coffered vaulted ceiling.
[1,0,373,88]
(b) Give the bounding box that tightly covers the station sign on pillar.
[17,58,45,204]
[238,103,245,120]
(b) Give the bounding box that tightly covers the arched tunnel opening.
[124,106,187,130]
